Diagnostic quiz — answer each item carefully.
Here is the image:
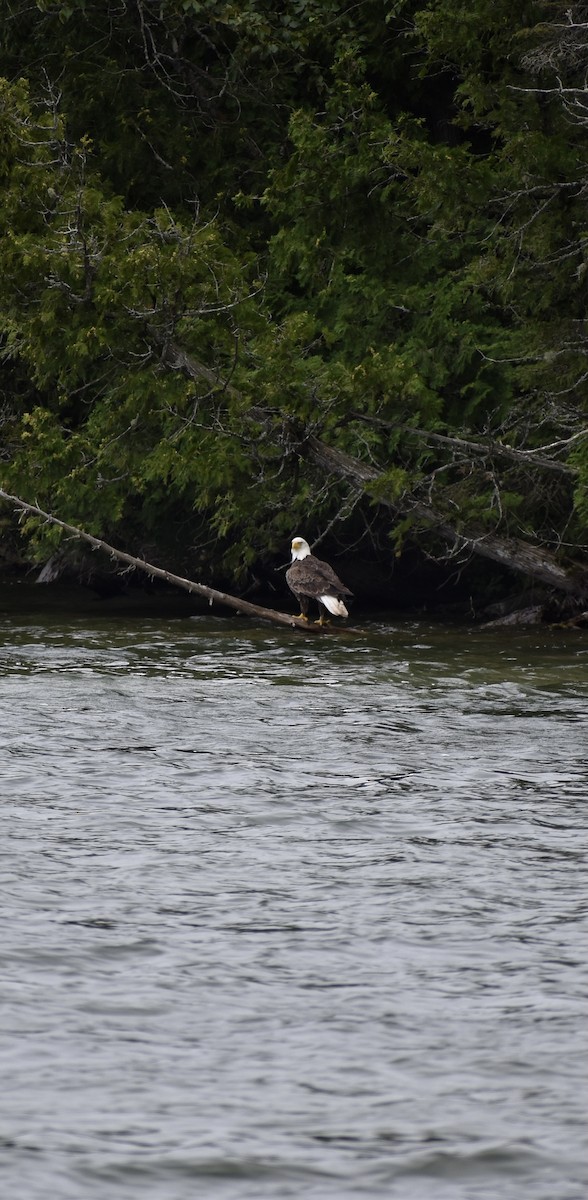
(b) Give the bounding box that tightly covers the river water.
[1,602,587,1200]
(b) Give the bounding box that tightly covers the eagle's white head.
[291,536,311,561]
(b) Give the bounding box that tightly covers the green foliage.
[0,0,586,587]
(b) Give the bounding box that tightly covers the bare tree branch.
[0,489,333,633]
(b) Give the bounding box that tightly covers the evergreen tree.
[0,1,586,602]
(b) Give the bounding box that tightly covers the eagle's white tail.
[320,595,349,617]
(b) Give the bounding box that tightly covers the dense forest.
[0,1,587,616]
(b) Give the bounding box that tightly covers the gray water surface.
[1,611,587,1200]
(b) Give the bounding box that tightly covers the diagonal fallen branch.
[0,488,326,633]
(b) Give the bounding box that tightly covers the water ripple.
[0,614,586,1199]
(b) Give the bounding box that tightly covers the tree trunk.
[306,438,588,600]
[161,339,588,601]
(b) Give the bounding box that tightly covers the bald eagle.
[286,536,353,624]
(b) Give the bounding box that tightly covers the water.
[1,604,587,1200]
